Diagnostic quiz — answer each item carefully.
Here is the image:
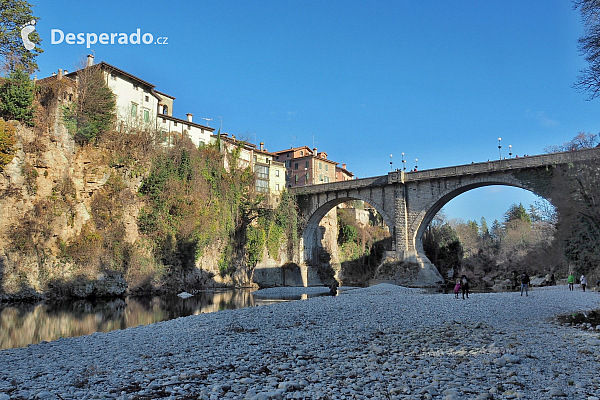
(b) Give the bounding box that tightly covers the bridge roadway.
[289,147,600,286]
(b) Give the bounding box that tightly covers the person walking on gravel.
[580,275,588,292]
[460,275,469,299]
[454,279,461,299]
[520,272,530,296]
[568,273,575,291]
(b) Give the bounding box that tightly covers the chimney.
[57,69,63,80]
[313,147,317,156]
[260,142,264,151]
[186,113,193,122]
[87,54,94,67]
[52,72,56,76]
[232,135,236,140]
[64,70,68,74]
[342,163,346,170]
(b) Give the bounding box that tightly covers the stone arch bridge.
[290,147,600,286]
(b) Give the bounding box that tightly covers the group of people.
[451,272,595,299]
[567,273,589,291]
[453,275,470,299]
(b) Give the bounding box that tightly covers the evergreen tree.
[504,203,531,224]
[0,68,34,125]
[0,0,42,72]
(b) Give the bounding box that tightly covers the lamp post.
[509,145,512,159]
[415,158,418,171]
[390,154,393,171]
[498,138,502,160]
[402,152,406,171]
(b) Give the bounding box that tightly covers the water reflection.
[0,289,329,350]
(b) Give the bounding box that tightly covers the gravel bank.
[1,284,599,400]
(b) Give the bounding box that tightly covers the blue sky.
[23,0,599,224]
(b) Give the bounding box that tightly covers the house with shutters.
[60,55,214,146]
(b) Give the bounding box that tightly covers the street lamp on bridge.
[390,154,393,171]
[509,144,512,159]
[402,152,406,171]
[498,138,502,160]
[415,158,418,171]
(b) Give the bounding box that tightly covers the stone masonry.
[292,147,600,286]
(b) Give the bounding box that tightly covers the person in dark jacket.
[520,272,530,296]
[460,275,469,299]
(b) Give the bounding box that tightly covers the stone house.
[272,146,346,188]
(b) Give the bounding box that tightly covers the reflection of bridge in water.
[290,147,600,286]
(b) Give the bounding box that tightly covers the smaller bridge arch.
[300,192,394,265]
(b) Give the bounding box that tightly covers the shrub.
[0,119,16,169]
[0,69,35,125]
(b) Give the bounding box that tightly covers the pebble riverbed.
[1,284,600,400]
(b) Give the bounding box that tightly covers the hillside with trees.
[0,66,302,301]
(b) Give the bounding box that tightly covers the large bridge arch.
[409,177,555,266]
[301,194,394,265]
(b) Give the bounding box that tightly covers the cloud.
[526,110,559,127]
[286,111,297,121]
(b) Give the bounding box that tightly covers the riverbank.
[0,285,599,400]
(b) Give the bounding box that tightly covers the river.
[0,288,332,350]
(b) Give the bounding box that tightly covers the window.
[295,175,298,183]
[324,176,330,183]
[276,184,280,191]
[188,125,191,130]
[256,179,269,193]
[163,105,168,114]
[160,131,167,143]
[111,73,117,81]
[276,156,279,160]
[287,154,290,158]
[145,95,149,102]
[174,121,177,126]
[254,155,257,162]
[162,118,166,123]
[133,84,139,90]
[306,173,310,183]
[300,151,304,156]
[275,170,279,177]
[294,162,298,170]
[305,161,309,169]
[255,164,269,180]
[143,109,150,122]
[325,164,329,171]
[319,162,322,170]
[130,102,138,116]
[320,174,323,182]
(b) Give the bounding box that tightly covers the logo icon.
[20,20,36,51]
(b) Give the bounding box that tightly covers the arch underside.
[302,196,393,265]
[412,180,552,255]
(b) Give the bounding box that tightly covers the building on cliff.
[272,146,353,188]
[40,55,215,146]
[213,133,286,207]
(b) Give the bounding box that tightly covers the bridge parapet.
[291,148,600,195]
[391,147,600,183]
[290,175,388,195]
